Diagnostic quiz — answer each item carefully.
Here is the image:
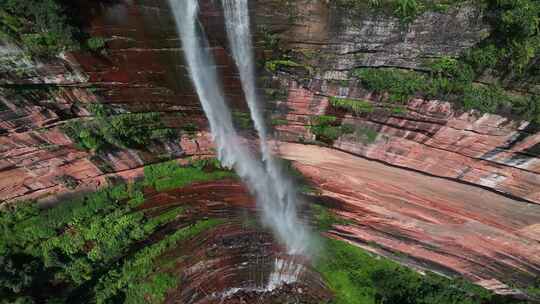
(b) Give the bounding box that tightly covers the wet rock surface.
[140,180,330,304]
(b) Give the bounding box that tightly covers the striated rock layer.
[272,78,540,205]
[140,180,330,304]
[1,0,539,297]
[280,142,540,294]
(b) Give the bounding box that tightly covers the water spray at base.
[168,0,312,261]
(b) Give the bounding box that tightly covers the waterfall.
[221,0,311,257]
[221,0,267,148]
[168,0,311,256]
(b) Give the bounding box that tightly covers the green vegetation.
[309,194,529,304]
[312,204,351,231]
[526,279,540,299]
[143,159,234,192]
[393,0,422,23]
[310,115,355,143]
[0,159,230,303]
[334,0,467,23]
[352,66,540,122]
[86,36,106,52]
[0,0,77,57]
[0,1,112,57]
[94,219,223,304]
[257,25,280,50]
[355,126,379,144]
[63,105,176,152]
[316,238,527,304]
[232,111,254,130]
[311,203,526,304]
[264,87,288,101]
[348,0,540,120]
[309,1,540,123]
[467,0,540,76]
[271,117,289,126]
[353,68,426,103]
[330,97,375,114]
[265,59,304,72]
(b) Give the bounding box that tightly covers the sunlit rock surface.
[280,142,540,294]
[273,80,540,204]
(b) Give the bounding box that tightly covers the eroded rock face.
[255,0,489,78]
[256,1,539,204]
[0,0,224,204]
[279,142,540,294]
[1,0,539,296]
[272,78,540,204]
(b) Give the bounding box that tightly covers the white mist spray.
[168,0,311,257]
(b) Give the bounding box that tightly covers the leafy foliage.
[232,111,254,130]
[352,67,539,121]
[0,0,77,57]
[479,0,540,74]
[63,106,176,152]
[333,0,467,22]
[94,219,222,304]
[0,160,230,303]
[393,0,421,23]
[316,238,526,304]
[353,68,425,103]
[143,159,234,192]
[312,204,351,231]
[310,115,355,143]
[330,97,375,114]
[86,36,106,52]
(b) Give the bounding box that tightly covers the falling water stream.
[168,0,312,290]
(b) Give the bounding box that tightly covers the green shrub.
[232,111,254,130]
[257,25,280,50]
[353,68,425,103]
[476,0,540,74]
[356,127,379,143]
[271,118,289,126]
[310,115,356,143]
[462,85,508,113]
[465,44,501,73]
[0,0,78,57]
[312,204,351,231]
[513,95,540,123]
[265,59,302,72]
[0,165,229,303]
[315,238,520,304]
[86,36,106,52]
[329,97,375,114]
[94,219,223,303]
[352,66,539,123]
[63,110,176,152]
[312,115,338,126]
[394,0,422,22]
[143,160,234,192]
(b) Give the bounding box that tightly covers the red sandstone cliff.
[1,0,539,296]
